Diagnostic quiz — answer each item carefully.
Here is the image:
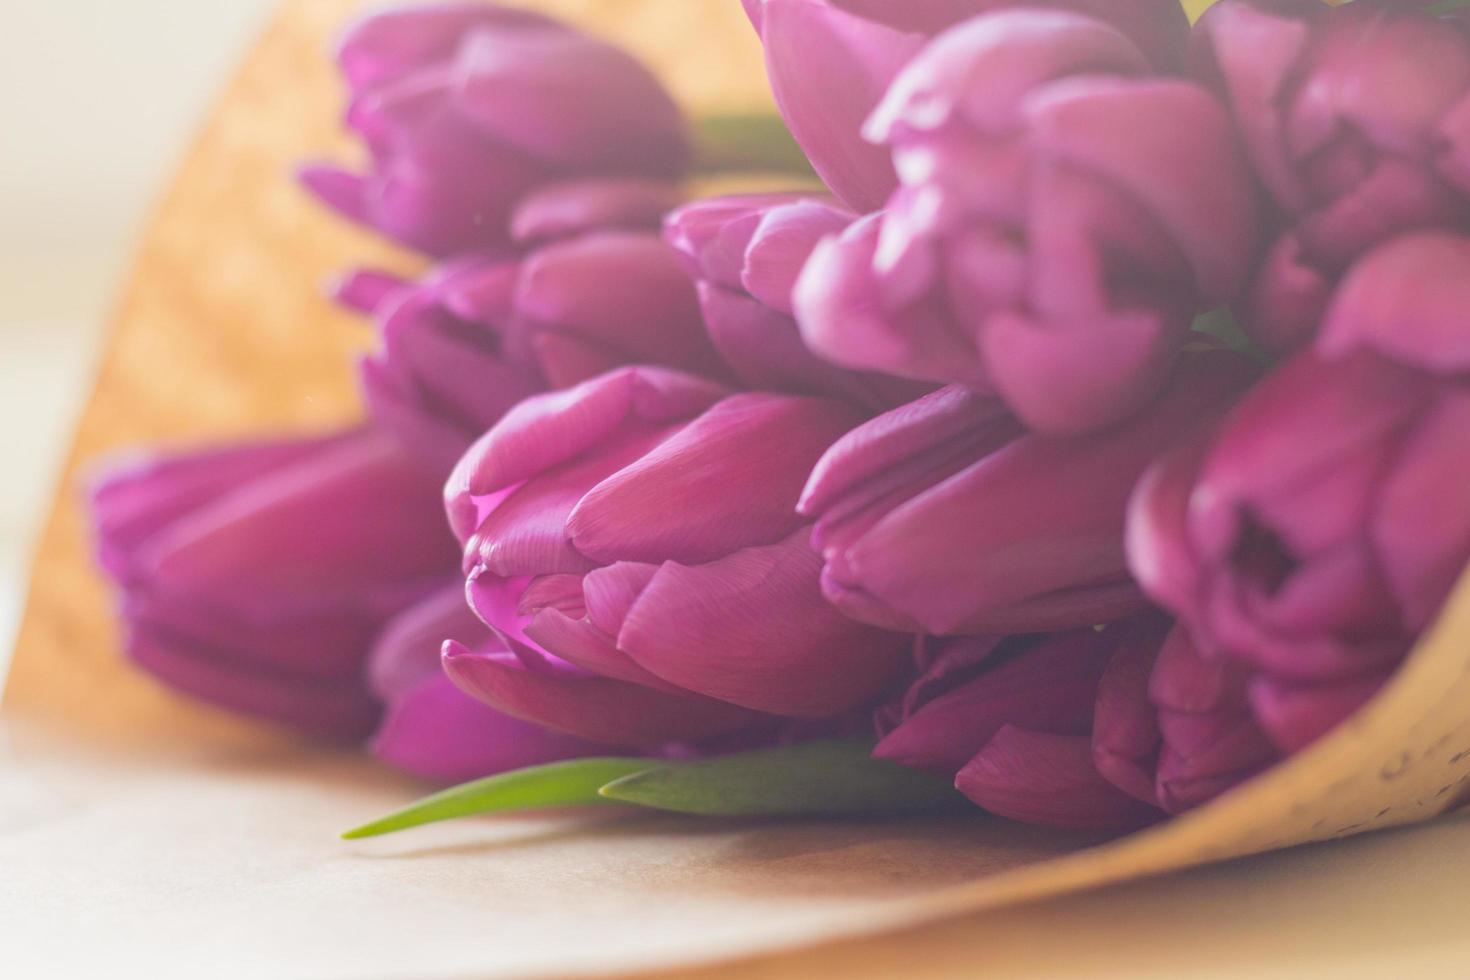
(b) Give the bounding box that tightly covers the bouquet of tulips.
[89,0,1470,837]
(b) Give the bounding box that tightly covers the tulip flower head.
[800,348,1261,636]
[794,9,1261,434]
[1129,232,1470,752]
[337,180,724,469]
[876,622,1168,830]
[664,192,934,412]
[443,366,913,747]
[1196,0,1470,352]
[299,3,691,255]
[90,428,459,739]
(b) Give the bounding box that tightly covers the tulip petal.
[371,671,609,784]
[511,178,684,244]
[742,198,854,315]
[957,727,1162,831]
[1092,617,1171,804]
[452,25,690,174]
[1372,390,1470,631]
[142,429,456,617]
[516,232,729,380]
[616,531,909,717]
[467,423,674,578]
[454,365,732,502]
[90,433,343,583]
[568,394,863,566]
[524,606,685,694]
[876,629,1110,775]
[367,583,487,700]
[128,622,380,741]
[443,641,762,746]
[1319,232,1470,373]
[1249,673,1388,754]
[760,0,920,211]
[335,3,554,91]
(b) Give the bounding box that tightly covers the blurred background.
[0,1,276,675]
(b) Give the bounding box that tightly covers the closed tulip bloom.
[337,190,727,469]
[745,1,1189,212]
[876,622,1165,830]
[1195,1,1470,353]
[442,366,912,747]
[664,193,933,411]
[794,10,1260,434]
[367,585,612,783]
[799,348,1260,636]
[1093,623,1281,814]
[90,427,460,739]
[299,3,690,255]
[1129,233,1470,692]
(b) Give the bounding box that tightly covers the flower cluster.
[90,0,1470,832]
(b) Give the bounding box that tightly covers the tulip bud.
[746,1,1190,212]
[299,3,690,255]
[799,348,1261,636]
[1094,623,1279,814]
[442,366,912,747]
[338,186,728,469]
[794,9,1260,434]
[664,193,934,411]
[1128,233,1470,752]
[875,621,1167,830]
[89,428,460,739]
[1196,0,1470,352]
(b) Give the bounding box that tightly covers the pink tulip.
[367,585,613,782]
[793,9,1260,434]
[337,185,727,468]
[298,3,690,255]
[1128,232,1470,743]
[90,428,459,739]
[799,348,1260,635]
[1195,0,1470,353]
[824,1,1189,69]
[1093,623,1280,814]
[442,365,912,747]
[875,622,1166,830]
[664,193,934,411]
[745,1,1189,212]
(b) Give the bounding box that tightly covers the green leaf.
[692,112,819,179]
[598,739,967,817]
[341,757,655,839]
[1191,307,1271,364]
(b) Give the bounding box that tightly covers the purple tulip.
[664,193,935,412]
[1128,232,1470,740]
[441,365,912,747]
[1195,0,1470,353]
[875,623,1166,831]
[337,188,729,469]
[745,1,1189,212]
[367,585,613,783]
[298,3,690,255]
[90,427,460,739]
[1093,622,1280,814]
[793,9,1260,434]
[798,348,1260,636]
[824,1,1190,70]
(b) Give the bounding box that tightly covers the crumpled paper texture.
[5,1,1470,977]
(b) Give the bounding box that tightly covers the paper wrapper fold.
[5,1,1470,976]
